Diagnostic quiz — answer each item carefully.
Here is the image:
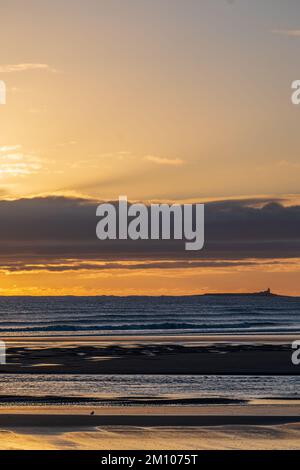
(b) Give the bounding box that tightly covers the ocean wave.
[0,296,299,335]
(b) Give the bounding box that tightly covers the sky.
[0,0,300,295]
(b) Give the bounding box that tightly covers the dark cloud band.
[0,196,299,263]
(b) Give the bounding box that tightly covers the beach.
[0,404,300,450]
[0,334,298,449]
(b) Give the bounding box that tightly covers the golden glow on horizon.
[0,258,299,297]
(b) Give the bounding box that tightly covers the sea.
[0,375,298,406]
[0,295,299,336]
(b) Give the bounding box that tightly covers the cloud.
[0,64,58,73]
[0,145,21,153]
[0,196,299,267]
[0,147,42,177]
[0,259,282,274]
[145,155,184,166]
[271,29,300,37]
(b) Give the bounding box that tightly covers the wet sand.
[0,424,300,450]
[0,335,298,374]
[0,412,300,428]
[0,405,300,449]
[3,334,299,345]
[0,403,300,416]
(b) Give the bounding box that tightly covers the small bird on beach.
[90,411,95,416]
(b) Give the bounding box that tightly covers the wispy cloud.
[0,145,21,153]
[0,259,284,275]
[0,155,42,177]
[271,29,300,37]
[145,155,184,166]
[0,63,58,73]
[0,146,42,177]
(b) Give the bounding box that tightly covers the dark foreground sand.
[0,413,300,427]
[1,334,299,374]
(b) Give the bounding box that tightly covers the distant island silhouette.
[203,288,283,298]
